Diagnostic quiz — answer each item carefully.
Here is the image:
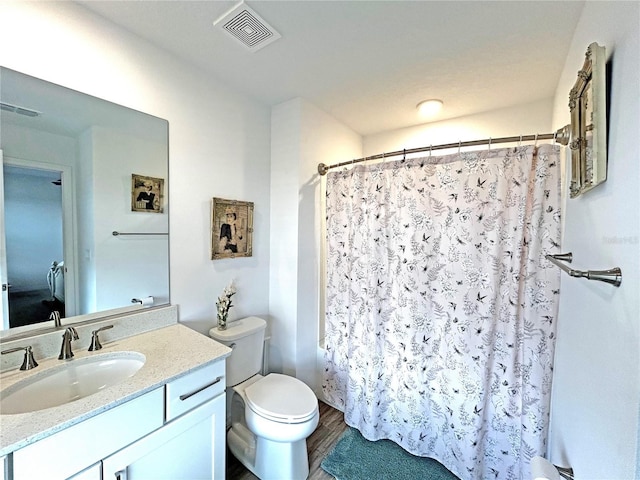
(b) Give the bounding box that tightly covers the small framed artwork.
[131,174,164,213]
[211,197,254,260]
[569,42,607,198]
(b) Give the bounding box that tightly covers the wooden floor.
[226,401,348,480]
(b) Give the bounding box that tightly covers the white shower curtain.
[323,145,561,480]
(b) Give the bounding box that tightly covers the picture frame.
[211,197,254,260]
[569,42,607,198]
[131,174,164,213]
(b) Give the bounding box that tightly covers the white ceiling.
[77,0,585,136]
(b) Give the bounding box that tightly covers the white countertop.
[0,323,231,455]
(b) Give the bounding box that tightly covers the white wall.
[91,127,169,311]
[548,2,640,478]
[0,1,272,335]
[77,129,95,315]
[270,98,361,391]
[363,98,554,156]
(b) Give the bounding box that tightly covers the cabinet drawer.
[165,360,225,421]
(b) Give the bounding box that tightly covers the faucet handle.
[88,325,114,351]
[67,326,79,340]
[1,345,39,370]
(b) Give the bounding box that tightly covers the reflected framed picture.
[211,197,254,260]
[569,42,607,198]
[131,174,164,213]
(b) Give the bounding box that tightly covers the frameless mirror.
[0,67,169,334]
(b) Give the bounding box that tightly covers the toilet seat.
[244,373,318,424]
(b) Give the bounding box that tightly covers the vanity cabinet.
[9,360,226,480]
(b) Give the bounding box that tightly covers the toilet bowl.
[209,316,319,480]
[229,373,319,479]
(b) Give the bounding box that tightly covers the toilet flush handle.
[229,343,237,350]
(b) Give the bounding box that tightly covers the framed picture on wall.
[211,197,254,260]
[569,42,607,198]
[131,174,164,213]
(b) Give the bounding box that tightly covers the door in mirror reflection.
[2,162,72,328]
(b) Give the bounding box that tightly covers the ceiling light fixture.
[417,99,443,117]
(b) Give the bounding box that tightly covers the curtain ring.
[403,148,406,161]
[518,135,523,147]
[488,137,492,151]
[534,133,539,147]
[429,145,433,157]
[458,140,462,155]
[553,131,558,144]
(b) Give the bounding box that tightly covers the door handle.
[2,284,11,291]
[115,469,127,480]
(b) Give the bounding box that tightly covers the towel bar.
[545,252,622,287]
[112,231,168,236]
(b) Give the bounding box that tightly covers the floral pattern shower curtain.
[323,145,561,480]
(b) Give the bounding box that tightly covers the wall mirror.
[569,42,607,198]
[0,67,169,336]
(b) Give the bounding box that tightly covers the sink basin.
[0,351,145,414]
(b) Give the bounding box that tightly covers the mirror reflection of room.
[0,67,170,331]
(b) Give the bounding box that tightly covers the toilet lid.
[244,373,318,423]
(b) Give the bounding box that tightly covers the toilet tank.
[209,316,266,387]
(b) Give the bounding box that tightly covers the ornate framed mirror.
[569,42,607,198]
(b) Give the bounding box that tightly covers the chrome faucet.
[49,310,62,327]
[59,327,79,359]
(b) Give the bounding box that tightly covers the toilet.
[209,316,319,480]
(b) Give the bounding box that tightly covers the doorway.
[2,161,66,328]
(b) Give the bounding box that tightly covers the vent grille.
[1,102,41,117]
[214,2,281,52]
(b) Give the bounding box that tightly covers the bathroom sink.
[0,351,145,414]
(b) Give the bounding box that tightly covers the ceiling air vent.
[214,2,281,52]
[1,102,41,117]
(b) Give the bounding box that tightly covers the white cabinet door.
[67,463,101,480]
[102,393,225,480]
[12,388,163,480]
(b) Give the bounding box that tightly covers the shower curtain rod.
[317,124,571,176]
